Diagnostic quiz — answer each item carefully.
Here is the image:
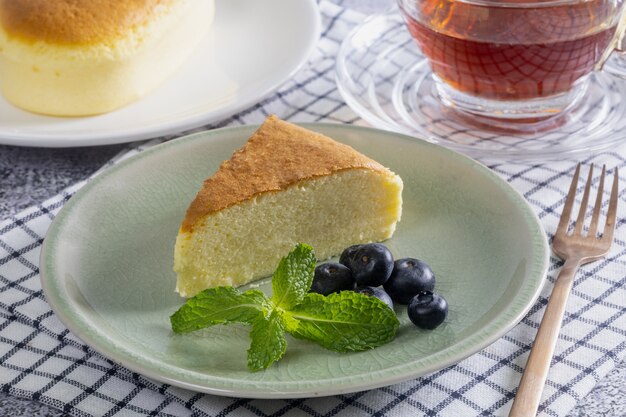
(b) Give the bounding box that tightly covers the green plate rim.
[40,123,550,398]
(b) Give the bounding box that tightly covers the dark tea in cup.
[398,0,624,120]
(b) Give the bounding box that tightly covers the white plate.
[0,0,320,147]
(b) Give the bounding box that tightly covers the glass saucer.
[335,11,626,160]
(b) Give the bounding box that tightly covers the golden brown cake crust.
[0,0,171,45]
[181,116,390,232]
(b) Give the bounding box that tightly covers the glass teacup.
[397,0,626,125]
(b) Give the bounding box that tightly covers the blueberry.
[355,286,394,310]
[383,258,436,304]
[340,243,394,287]
[339,244,363,266]
[407,291,448,330]
[310,262,355,295]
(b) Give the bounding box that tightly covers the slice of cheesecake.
[174,116,403,297]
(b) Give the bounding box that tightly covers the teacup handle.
[596,10,626,75]
[617,14,626,52]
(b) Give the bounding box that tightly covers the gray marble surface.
[0,144,125,218]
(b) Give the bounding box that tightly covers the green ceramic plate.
[40,124,549,398]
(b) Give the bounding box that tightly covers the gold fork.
[509,163,619,417]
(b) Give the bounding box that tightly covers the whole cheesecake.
[174,116,404,298]
[0,0,214,116]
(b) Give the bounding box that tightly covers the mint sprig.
[170,243,399,371]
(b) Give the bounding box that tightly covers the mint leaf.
[271,243,315,310]
[247,310,287,372]
[170,287,269,333]
[286,292,399,352]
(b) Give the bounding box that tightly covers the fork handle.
[509,258,581,417]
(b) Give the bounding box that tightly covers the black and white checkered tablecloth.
[1,2,625,416]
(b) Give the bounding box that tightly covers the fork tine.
[588,165,606,237]
[573,164,594,235]
[602,167,619,244]
[556,163,581,236]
